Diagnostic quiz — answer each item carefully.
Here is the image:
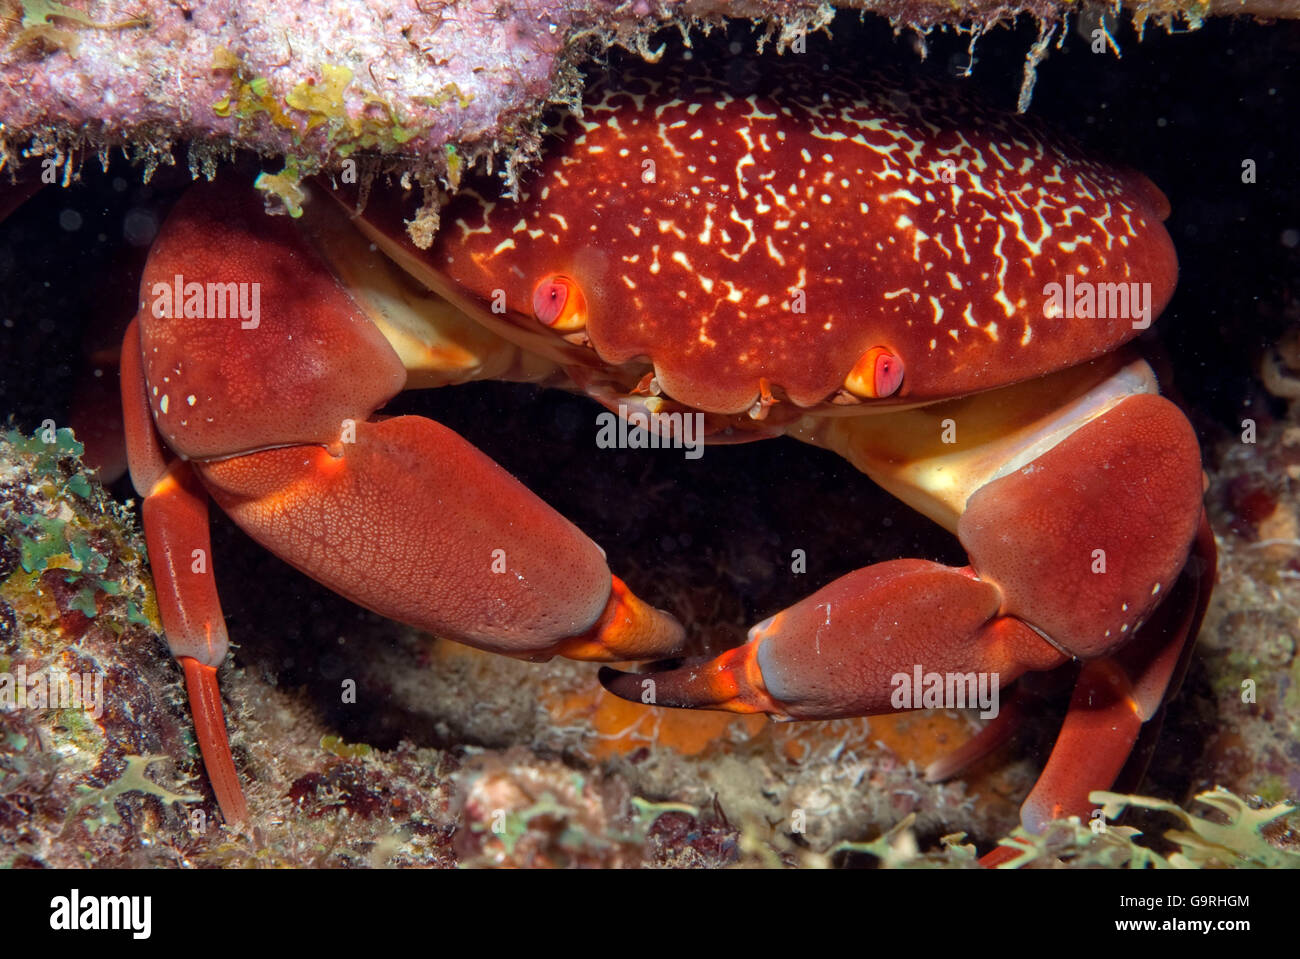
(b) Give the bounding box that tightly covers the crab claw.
[604,357,1210,835]
[600,560,1066,719]
[554,576,687,662]
[600,643,779,714]
[195,415,684,666]
[121,178,686,824]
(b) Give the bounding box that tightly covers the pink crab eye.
[532,274,588,331]
[845,346,904,399]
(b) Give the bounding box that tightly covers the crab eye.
[845,346,904,399]
[532,274,587,332]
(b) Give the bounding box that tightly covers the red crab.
[74,53,1215,845]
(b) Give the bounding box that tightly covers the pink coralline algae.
[0,0,837,181]
[2,0,1293,187]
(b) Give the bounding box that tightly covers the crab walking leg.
[982,520,1214,868]
[602,356,1207,828]
[120,318,247,824]
[144,471,247,825]
[196,414,683,662]
[922,685,1027,784]
[1014,512,1216,835]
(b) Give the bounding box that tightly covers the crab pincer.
[602,356,1215,838]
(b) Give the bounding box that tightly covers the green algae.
[254,156,309,217]
[6,0,149,56]
[321,734,373,760]
[69,754,200,833]
[1093,787,1300,868]
[1,426,158,636]
[826,787,1298,869]
[211,47,297,133]
[210,49,476,218]
[212,51,474,164]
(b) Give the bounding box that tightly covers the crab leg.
[123,181,684,823]
[922,684,1027,785]
[1015,512,1215,833]
[602,355,1208,829]
[120,317,247,823]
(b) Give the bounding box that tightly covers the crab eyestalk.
[844,346,905,399]
[532,274,587,332]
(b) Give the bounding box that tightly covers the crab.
[101,52,1213,846]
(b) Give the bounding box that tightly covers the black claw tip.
[597,666,641,700]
